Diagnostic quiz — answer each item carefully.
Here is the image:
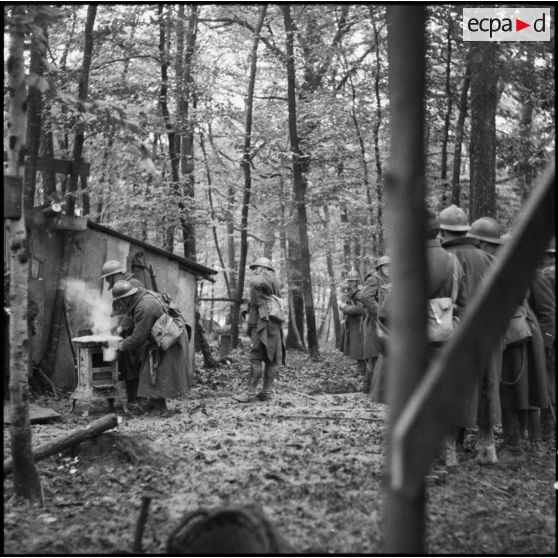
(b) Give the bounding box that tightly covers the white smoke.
[62,278,116,335]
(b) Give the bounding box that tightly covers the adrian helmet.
[112,280,139,300]
[438,204,470,232]
[346,271,360,281]
[546,237,556,254]
[468,217,503,245]
[376,256,391,269]
[101,260,125,279]
[249,257,275,272]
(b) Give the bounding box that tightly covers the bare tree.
[5,5,42,501]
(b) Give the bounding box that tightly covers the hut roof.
[87,221,217,279]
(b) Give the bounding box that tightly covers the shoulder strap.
[450,254,459,303]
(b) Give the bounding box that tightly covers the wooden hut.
[28,218,217,389]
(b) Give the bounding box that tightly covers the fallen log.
[3,414,118,476]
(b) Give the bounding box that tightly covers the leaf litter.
[3,349,555,554]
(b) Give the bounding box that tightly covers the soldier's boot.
[526,409,543,457]
[476,425,498,465]
[499,409,525,464]
[258,364,277,401]
[362,358,375,393]
[233,363,262,402]
[540,406,555,442]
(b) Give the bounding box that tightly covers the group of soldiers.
[339,205,555,468]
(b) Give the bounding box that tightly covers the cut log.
[3,413,118,476]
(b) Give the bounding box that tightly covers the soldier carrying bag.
[264,294,286,323]
[426,254,460,344]
[150,292,187,351]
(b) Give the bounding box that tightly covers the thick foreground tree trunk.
[6,6,42,501]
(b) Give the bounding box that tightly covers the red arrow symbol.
[516,18,530,31]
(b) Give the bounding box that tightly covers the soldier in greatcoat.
[355,257,390,393]
[234,257,285,402]
[471,218,548,463]
[113,280,190,415]
[339,271,365,374]
[101,260,144,404]
[439,205,502,465]
[539,238,555,440]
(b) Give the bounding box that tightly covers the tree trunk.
[286,228,306,351]
[516,49,535,203]
[370,8,385,252]
[383,6,428,553]
[451,60,471,206]
[282,5,319,358]
[24,16,48,210]
[6,6,42,501]
[322,205,342,347]
[231,5,266,349]
[199,132,231,297]
[469,42,499,221]
[179,5,199,261]
[158,4,179,252]
[66,4,96,217]
[440,16,453,181]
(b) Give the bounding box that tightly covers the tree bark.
[383,6,428,553]
[66,4,96,217]
[231,5,266,349]
[158,4,180,252]
[451,59,471,206]
[440,15,453,181]
[179,5,199,260]
[370,8,385,252]
[4,414,118,476]
[6,6,42,501]
[199,132,231,297]
[322,205,342,347]
[469,42,499,221]
[516,48,535,203]
[24,16,48,210]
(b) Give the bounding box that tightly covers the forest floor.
[3,348,556,555]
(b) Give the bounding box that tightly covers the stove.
[70,335,127,416]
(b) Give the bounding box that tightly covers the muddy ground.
[3,349,556,555]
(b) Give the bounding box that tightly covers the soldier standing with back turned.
[234,257,286,403]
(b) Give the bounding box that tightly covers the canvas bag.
[427,254,460,343]
[265,294,286,323]
[149,292,186,351]
[503,303,532,346]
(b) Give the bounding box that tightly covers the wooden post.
[383,6,428,554]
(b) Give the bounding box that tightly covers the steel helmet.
[100,260,125,279]
[546,237,556,254]
[112,280,138,300]
[438,204,470,232]
[249,257,275,272]
[467,217,503,244]
[376,256,390,269]
[346,271,360,281]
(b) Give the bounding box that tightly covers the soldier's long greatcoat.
[442,236,502,428]
[247,269,286,366]
[340,290,364,361]
[355,272,382,359]
[119,288,190,399]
